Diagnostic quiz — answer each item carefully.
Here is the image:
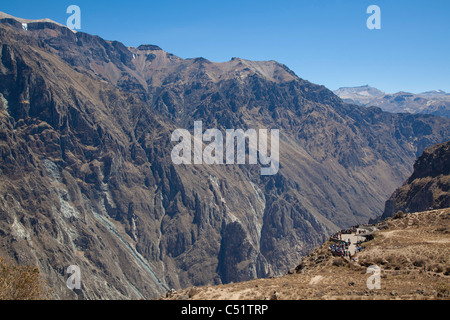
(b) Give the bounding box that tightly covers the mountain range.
[334,85,450,118]
[0,12,449,299]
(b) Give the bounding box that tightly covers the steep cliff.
[382,141,450,219]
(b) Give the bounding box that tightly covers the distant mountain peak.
[337,84,371,90]
[334,85,450,118]
[422,89,447,94]
[0,11,68,30]
[334,85,385,106]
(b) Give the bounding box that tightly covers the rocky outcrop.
[137,44,162,51]
[0,13,450,299]
[382,141,450,219]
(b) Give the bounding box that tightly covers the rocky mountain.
[334,86,450,118]
[334,85,385,105]
[382,140,450,219]
[420,90,450,101]
[1,12,450,299]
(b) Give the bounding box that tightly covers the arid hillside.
[162,208,450,300]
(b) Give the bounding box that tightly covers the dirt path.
[309,275,323,285]
[342,227,375,255]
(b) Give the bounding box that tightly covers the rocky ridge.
[382,140,450,219]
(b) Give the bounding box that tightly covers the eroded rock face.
[382,141,450,219]
[0,16,449,299]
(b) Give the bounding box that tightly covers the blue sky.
[2,0,449,93]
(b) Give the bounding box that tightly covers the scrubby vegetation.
[0,257,52,300]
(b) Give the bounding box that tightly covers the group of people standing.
[328,241,350,257]
[328,225,369,258]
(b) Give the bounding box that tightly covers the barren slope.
[163,208,450,300]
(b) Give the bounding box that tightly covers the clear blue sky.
[2,0,449,93]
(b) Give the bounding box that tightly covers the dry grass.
[0,257,53,300]
[161,208,450,300]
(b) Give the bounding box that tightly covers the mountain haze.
[334,86,450,118]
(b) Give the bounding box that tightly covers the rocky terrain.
[382,141,450,219]
[163,208,450,300]
[335,85,450,118]
[0,12,450,299]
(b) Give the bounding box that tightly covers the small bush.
[188,287,200,298]
[437,283,450,298]
[0,257,52,300]
[444,267,450,276]
[434,264,444,273]
[393,211,405,219]
[374,257,386,265]
[413,259,426,268]
[332,258,343,267]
